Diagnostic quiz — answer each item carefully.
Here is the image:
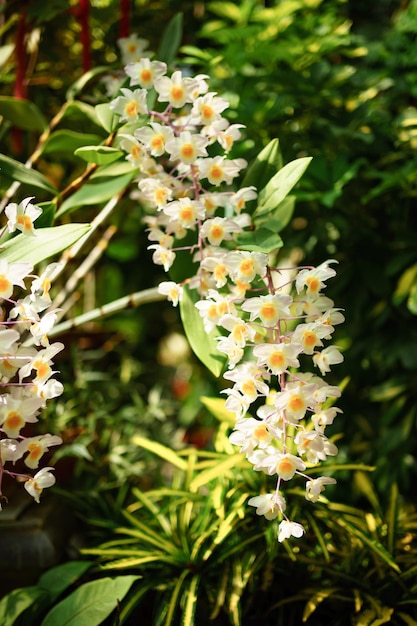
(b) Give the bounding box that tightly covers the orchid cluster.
[0,198,63,508]
[110,37,345,541]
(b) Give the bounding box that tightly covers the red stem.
[78,0,92,72]
[119,0,130,39]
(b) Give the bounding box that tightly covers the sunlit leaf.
[201,396,235,425]
[74,145,123,165]
[0,224,90,265]
[302,588,341,622]
[131,435,188,470]
[95,102,119,133]
[256,156,312,216]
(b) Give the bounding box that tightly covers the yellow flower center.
[201,104,214,122]
[0,275,12,295]
[125,101,138,117]
[210,224,224,241]
[179,205,194,223]
[140,68,152,84]
[150,134,164,152]
[277,457,294,474]
[306,276,320,292]
[180,143,196,161]
[270,351,285,368]
[33,359,51,380]
[27,441,43,463]
[209,165,223,182]
[260,302,276,321]
[239,259,254,277]
[5,411,23,432]
[171,86,184,103]
[254,424,269,440]
[288,394,305,412]
[303,331,317,347]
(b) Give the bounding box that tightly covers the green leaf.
[0,153,57,194]
[158,13,184,65]
[335,516,401,574]
[35,201,56,228]
[253,195,295,232]
[41,576,139,626]
[74,146,123,165]
[62,101,101,127]
[0,44,14,68]
[182,576,200,626]
[41,130,104,156]
[131,435,188,470]
[256,156,312,216]
[302,588,340,622]
[0,224,90,265]
[95,102,119,133]
[201,396,235,425]
[235,227,283,253]
[241,138,283,196]
[0,96,47,131]
[179,285,226,377]
[56,172,136,217]
[0,587,47,626]
[190,454,245,491]
[66,66,112,101]
[38,561,94,603]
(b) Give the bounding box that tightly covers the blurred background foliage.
[1,0,417,623]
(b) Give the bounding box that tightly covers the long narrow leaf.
[0,153,57,193]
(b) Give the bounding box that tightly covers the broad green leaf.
[131,435,188,470]
[95,102,119,133]
[0,96,47,131]
[256,156,312,216]
[0,153,57,194]
[241,138,283,196]
[253,195,295,232]
[158,12,184,65]
[56,172,136,217]
[66,66,112,101]
[0,224,90,265]
[61,101,101,127]
[235,227,283,253]
[179,285,226,378]
[38,561,94,603]
[74,145,123,165]
[90,160,138,179]
[36,201,55,228]
[0,587,47,626]
[41,576,139,626]
[41,130,103,156]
